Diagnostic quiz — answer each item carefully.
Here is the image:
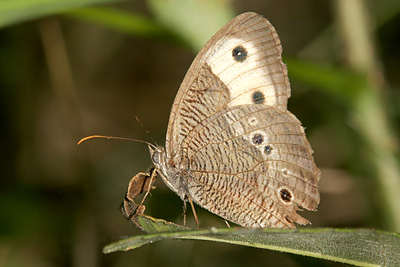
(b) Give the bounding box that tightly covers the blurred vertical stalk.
[39,18,98,267]
[333,0,400,231]
[39,18,79,128]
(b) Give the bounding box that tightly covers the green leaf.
[66,7,181,42]
[148,0,235,51]
[135,214,189,233]
[104,215,400,267]
[0,0,120,28]
[285,57,365,101]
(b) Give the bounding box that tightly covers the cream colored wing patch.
[206,20,290,110]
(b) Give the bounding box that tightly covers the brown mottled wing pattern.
[165,12,290,159]
[164,12,320,228]
[183,105,320,228]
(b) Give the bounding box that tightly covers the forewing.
[165,12,290,158]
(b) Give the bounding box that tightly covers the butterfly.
[122,12,320,228]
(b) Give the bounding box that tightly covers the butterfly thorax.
[148,145,189,201]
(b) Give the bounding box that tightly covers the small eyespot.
[252,91,265,104]
[282,168,288,175]
[264,145,272,154]
[279,188,293,203]
[248,117,258,125]
[232,45,247,62]
[252,133,264,145]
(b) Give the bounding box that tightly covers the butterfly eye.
[152,151,160,164]
[232,45,248,62]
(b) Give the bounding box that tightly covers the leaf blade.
[0,0,120,28]
[104,215,400,267]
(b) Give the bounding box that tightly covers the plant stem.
[333,0,400,231]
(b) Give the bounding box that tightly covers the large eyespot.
[278,187,293,204]
[232,45,247,62]
[252,90,265,104]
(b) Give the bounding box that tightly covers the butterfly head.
[148,145,187,200]
[149,145,171,184]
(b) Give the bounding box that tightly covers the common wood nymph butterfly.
[123,12,320,228]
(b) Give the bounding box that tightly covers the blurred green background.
[1,0,400,266]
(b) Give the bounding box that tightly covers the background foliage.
[1,0,400,266]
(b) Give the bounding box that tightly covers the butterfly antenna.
[135,116,159,147]
[77,135,157,149]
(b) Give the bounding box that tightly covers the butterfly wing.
[166,12,290,159]
[163,12,320,228]
[182,104,320,228]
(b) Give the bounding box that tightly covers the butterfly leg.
[138,167,157,209]
[224,220,231,228]
[182,201,187,227]
[188,195,199,229]
[121,167,157,227]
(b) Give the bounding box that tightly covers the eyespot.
[252,90,265,104]
[252,133,264,145]
[278,187,293,204]
[264,145,272,155]
[248,117,258,125]
[232,45,247,62]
